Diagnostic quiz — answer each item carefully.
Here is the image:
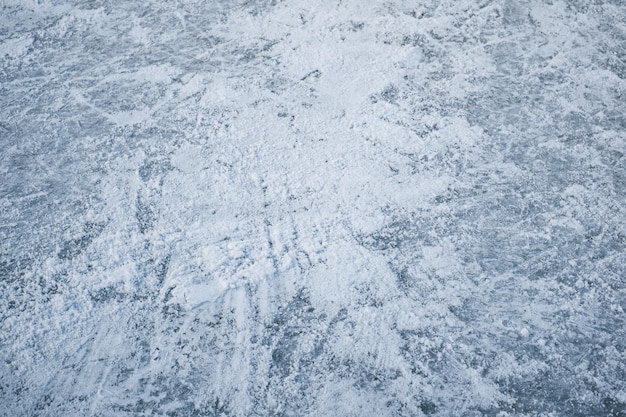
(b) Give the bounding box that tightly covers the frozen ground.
[1,0,626,416]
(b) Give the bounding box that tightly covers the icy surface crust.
[1,0,626,416]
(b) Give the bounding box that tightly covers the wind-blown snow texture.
[2,0,626,416]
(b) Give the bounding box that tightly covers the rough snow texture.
[2,0,626,416]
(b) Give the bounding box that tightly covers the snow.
[1,0,626,416]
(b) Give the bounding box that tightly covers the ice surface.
[1,0,625,416]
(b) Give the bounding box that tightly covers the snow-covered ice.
[1,0,625,416]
